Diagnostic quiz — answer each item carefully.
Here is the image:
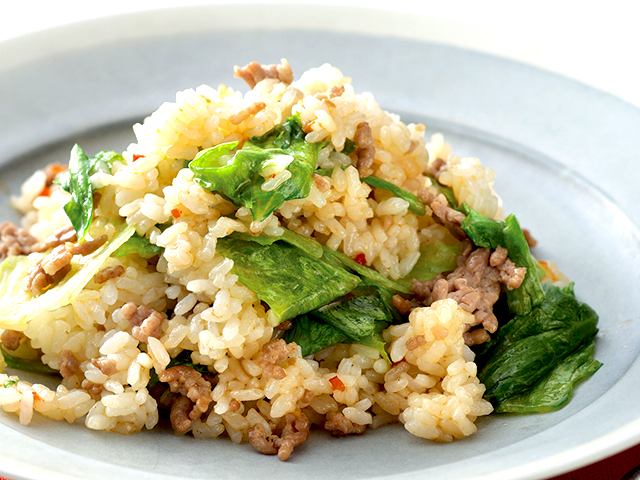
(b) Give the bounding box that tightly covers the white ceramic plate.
[1,4,640,480]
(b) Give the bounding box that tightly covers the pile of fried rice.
[0,60,508,460]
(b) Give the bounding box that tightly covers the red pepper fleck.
[329,375,346,392]
[270,174,276,178]
[171,208,181,219]
[354,253,367,265]
[38,185,51,197]
[132,154,145,162]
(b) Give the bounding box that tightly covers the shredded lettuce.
[55,145,124,239]
[0,225,135,330]
[461,205,545,316]
[190,116,326,222]
[425,174,458,208]
[0,345,59,375]
[396,242,461,290]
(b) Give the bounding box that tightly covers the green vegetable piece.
[476,282,599,405]
[495,341,602,413]
[313,285,396,340]
[397,242,461,290]
[56,146,124,239]
[2,379,19,388]
[0,345,59,375]
[227,228,323,259]
[216,235,360,323]
[190,116,326,222]
[362,176,426,216]
[0,225,136,330]
[283,314,349,357]
[113,232,164,258]
[425,174,458,208]
[461,205,545,316]
[342,138,357,155]
[321,246,410,294]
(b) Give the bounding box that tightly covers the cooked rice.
[0,60,502,454]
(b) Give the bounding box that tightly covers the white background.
[1,0,639,108]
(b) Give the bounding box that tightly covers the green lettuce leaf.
[190,116,326,222]
[425,174,458,208]
[0,345,59,375]
[216,233,360,324]
[475,282,600,407]
[461,205,545,316]
[0,225,135,330]
[361,176,426,216]
[397,242,461,290]
[283,314,349,357]
[113,232,164,258]
[55,146,124,239]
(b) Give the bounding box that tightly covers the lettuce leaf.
[55,145,124,239]
[190,116,326,222]
[215,233,361,324]
[0,225,135,330]
[0,345,59,375]
[461,205,545,316]
[361,176,426,216]
[397,242,461,290]
[113,232,164,258]
[475,282,600,408]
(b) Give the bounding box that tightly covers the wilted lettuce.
[0,225,135,330]
[190,116,325,222]
[475,282,601,412]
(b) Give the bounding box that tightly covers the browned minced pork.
[256,338,296,380]
[417,190,467,240]
[248,410,311,461]
[391,294,414,315]
[0,329,25,351]
[324,411,367,436]
[229,101,267,125]
[59,350,80,378]
[121,302,164,343]
[158,366,213,433]
[81,379,104,396]
[234,59,293,89]
[355,122,375,177]
[91,357,118,376]
[36,225,77,252]
[0,221,40,262]
[24,234,108,295]
[522,228,538,248]
[411,239,525,345]
[424,157,447,179]
[93,265,125,284]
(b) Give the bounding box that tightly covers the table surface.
[1,2,639,479]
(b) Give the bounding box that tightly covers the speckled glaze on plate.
[1,4,640,480]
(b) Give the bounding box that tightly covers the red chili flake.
[170,208,181,219]
[38,185,51,197]
[132,154,145,162]
[270,174,276,178]
[329,375,346,392]
[354,253,367,265]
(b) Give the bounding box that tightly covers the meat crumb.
[257,338,296,380]
[234,59,293,89]
[324,411,367,436]
[93,265,125,284]
[121,302,164,343]
[59,350,80,378]
[229,101,267,125]
[248,410,311,461]
[158,366,213,433]
[0,329,26,351]
[0,221,40,262]
[355,122,375,177]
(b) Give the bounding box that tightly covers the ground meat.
[424,157,447,178]
[411,239,525,343]
[229,101,267,125]
[405,335,427,351]
[35,225,77,252]
[59,350,80,378]
[234,59,293,89]
[93,265,125,284]
[391,294,414,315]
[0,221,40,262]
[24,234,108,295]
[522,228,538,248]
[323,411,367,436]
[256,338,296,380]
[81,379,104,396]
[91,357,118,376]
[355,122,375,177]
[1,329,25,351]
[158,366,213,432]
[248,410,311,461]
[315,85,345,101]
[121,302,164,343]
